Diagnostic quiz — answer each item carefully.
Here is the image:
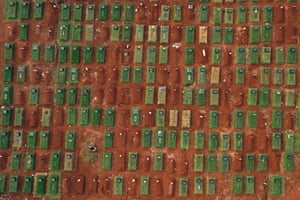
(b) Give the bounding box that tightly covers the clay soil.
[1,0,300,200]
